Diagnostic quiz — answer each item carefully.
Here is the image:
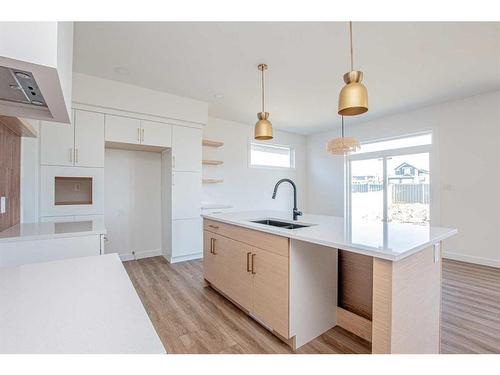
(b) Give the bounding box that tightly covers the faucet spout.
[271,178,303,221]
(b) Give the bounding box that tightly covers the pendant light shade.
[338,22,368,116]
[326,116,360,155]
[338,71,368,116]
[255,64,273,140]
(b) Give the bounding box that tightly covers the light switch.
[0,196,6,214]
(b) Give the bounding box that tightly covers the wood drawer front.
[204,219,289,257]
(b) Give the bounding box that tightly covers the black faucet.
[272,178,303,221]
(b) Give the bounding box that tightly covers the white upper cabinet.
[141,120,172,148]
[74,110,105,168]
[40,111,75,167]
[41,109,104,168]
[172,125,202,172]
[105,115,141,145]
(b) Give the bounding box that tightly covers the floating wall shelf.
[203,178,223,184]
[202,139,224,147]
[202,159,223,165]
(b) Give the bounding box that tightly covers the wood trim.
[202,139,224,147]
[0,116,37,138]
[105,141,167,153]
[0,125,21,231]
[336,307,372,342]
[202,178,223,184]
[204,219,289,257]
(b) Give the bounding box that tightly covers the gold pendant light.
[338,22,368,116]
[326,116,360,155]
[254,63,273,140]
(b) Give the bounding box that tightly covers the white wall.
[104,148,162,260]
[307,90,500,267]
[202,117,307,217]
[72,73,208,125]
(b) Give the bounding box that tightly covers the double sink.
[251,219,312,230]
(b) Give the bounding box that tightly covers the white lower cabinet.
[171,218,202,261]
[0,235,103,268]
[171,172,201,220]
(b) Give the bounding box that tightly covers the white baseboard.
[118,249,162,262]
[443,251,500,269]
[163,253,203,264]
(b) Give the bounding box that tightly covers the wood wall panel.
[338,250,373,320]
[0,125,21,231]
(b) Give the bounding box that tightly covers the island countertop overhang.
[201,210,457,261]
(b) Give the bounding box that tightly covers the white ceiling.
[73,22,500,134]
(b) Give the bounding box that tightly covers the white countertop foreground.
[201,210,457,261]
[0,217,106,244]
[0,254,165,354]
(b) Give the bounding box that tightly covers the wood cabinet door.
[203,230,218,285]
[141,120,172,147]
[74,110,105,168]
[251,247,289,338]
[215,235,253,312]
[105,114,141,145]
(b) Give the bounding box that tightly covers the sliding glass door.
[347,134,432,225]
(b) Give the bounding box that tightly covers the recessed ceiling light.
[114,67,130,75]
[214,93,224,99]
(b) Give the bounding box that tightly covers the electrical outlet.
[74,183,81,192]
[0,196,6,214]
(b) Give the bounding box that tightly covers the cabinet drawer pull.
[209,224,219,230]
[251,253,256,274]
[246,252,251,272]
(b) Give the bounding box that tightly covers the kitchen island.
[201,210,457,353]
[0,254,165,353]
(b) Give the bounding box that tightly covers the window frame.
[247,139,296,170]
[345,131,433,224]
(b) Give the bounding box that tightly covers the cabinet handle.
[209,224,219,230]
[137,128,141,142]
[212,238,217,255]
[209,238,213,254]
[172,155,176,169]
[251,253,256,274]
[141,128,145,142]
[69,148,73,163]
[75,148,79,164]
[246,252,251,272]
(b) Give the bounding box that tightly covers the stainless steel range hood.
[0,22,72,124]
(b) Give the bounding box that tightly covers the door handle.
[212,238,217,255]
[246,252,252,272]
[251,253,256,274]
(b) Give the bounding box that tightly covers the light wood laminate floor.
[124,257,500,354]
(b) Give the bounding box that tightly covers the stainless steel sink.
[251,219,312,229]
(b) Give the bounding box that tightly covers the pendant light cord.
[261,67,265,112]
[349,21,353,71]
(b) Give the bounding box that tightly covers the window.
[249,141,295,169]
[347,133,432,225]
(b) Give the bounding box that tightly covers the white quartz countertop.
[0,254,165,354]
[201,210,457,261]
[0,217,106,244]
